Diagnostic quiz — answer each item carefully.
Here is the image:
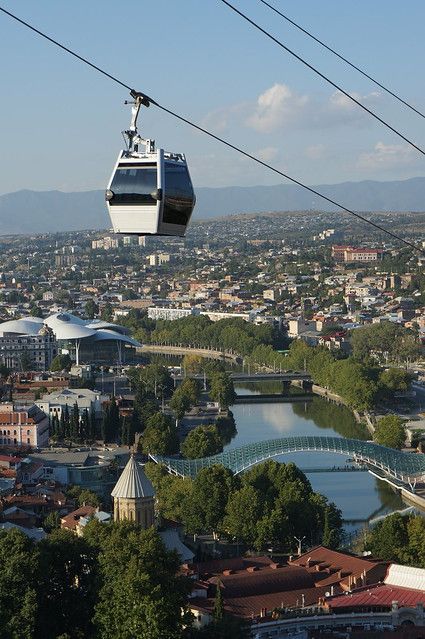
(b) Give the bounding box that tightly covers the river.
[231,384,405,534]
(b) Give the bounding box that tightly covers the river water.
[231,385,405,531]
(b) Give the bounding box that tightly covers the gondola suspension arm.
[123,89,155,152]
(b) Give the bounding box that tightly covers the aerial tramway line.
[0,4,424,254]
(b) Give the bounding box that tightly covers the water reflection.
[230,391,405,524]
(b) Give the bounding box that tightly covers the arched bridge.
[150,436,425,484]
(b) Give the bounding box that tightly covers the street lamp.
[294,535,306,556]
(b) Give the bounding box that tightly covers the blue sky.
[1,0,425,194]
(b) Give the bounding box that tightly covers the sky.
[1,0,425,194]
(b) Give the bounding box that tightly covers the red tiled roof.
[208,565,316,598]
[61,506,97,531]
[290,545,385,574]
[328,584,425,609]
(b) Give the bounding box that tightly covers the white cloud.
[357,141,416,170]
[246,83,309,133]
[329,90,381,112]
[256,146,279,162]
[304,144,325,160]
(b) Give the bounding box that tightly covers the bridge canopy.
[150,436,425,482]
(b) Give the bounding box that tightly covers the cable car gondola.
[106,91,196,237]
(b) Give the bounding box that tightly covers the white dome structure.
[0,317,44,337]
[0,312,141,366]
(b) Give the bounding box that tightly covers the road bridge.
[173,371,312,383]
[150,435,425,486]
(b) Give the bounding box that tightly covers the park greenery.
[145,459,342,552]
[246,339,413,411]
[127,315,418,412]
[0,523,208,639]
[373,415,406,449]
[363,512,425,567]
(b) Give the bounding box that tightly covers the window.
[110,165,157,204]
[27,438,30,444]
[162,163,195,226]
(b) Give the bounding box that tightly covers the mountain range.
[1,176,425,234]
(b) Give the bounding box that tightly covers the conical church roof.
[111,455,155,499]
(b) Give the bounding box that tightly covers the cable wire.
[219,0,425,159]
[0,4,424,255]
[258,0,425,121]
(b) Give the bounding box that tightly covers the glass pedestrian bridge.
[150,436,425,484]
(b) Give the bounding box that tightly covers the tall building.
[111,455,155,528]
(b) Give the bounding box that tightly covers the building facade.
[0,404,49,448]
[0,331,57,371]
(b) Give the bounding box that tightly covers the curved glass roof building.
[0,312,141,365]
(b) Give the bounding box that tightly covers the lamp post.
[294,535,306,556]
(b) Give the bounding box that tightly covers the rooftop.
[111,456,154,500]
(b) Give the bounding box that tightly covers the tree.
[70,401,80,441]
[85,299,99,319]
[51,353,72,372]
[213,583,224,622]
[0,528,38,639]
[43,511,61,533]
[169,388,191,423]
[179,378,201,405]
[181,425,223,459]
[93,523,192,639]
[374,415,405,449]
[36,529,97,639]
[222,484,262,547]
[182,353,204,374]
[379,368,412,398]
[141,412,179,456]
[100,302,113,322]
[184,465,237,535]
[77,488,101,508]
[208,372,236,409]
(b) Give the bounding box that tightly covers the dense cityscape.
[0,210,423,638]
[2,1,425,637]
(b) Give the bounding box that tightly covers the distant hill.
[1,176,425,234]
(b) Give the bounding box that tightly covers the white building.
[36,388,107,420]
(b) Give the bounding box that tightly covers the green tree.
[209,372,236,409]
[213,583,224,622]
[181,425,223,459]
[85,299,99,319]
[184,465,237,536]
[36,529,97,638]
[169,388,191,423]
[0,528,38,639]
[77,488,101,508]
[51,353,72,372]
[43,511,61,533]
[222,484,262,547]
[179,378,201,405]
[93,523,192,639]
[374,415,405,449]
[141,412,179,456]
[363,512,409,561]
[379,368,412,398]
[100,302,113,322]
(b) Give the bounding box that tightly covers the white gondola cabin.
[106,92,195,237]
